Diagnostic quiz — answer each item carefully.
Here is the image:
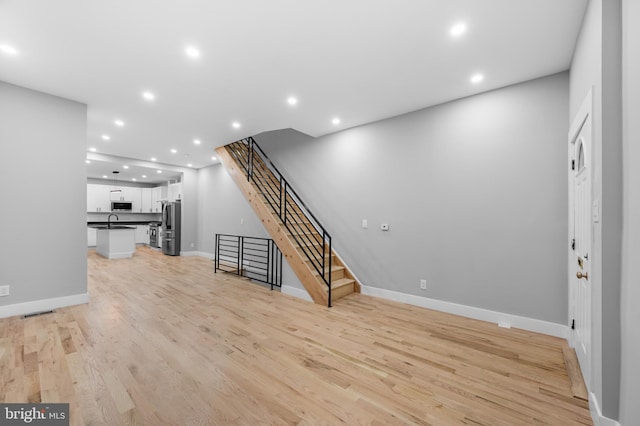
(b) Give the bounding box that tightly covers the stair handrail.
[227,136,333,307]
[214,233,283,290]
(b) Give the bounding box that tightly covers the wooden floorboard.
[0,246,593,425]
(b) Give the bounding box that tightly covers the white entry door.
[569,106,592,389]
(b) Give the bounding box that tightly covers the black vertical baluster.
[328,234,332,308]
[238,236,242,276]
[214,234,218,273]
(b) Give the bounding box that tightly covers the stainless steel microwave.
[111,201,133,211]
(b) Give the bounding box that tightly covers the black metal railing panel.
[225,137,333,306]
[215,233,282,290]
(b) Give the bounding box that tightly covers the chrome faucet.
[107,213,119,229]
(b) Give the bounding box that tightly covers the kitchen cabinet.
[135,225,150,244]
[141,188,153,213]
[109,186,132,201]
[87,227,97,247]
[151,186,167,213]
[87,184,110,212]
[168,182,183,201]
[130,187,143,212]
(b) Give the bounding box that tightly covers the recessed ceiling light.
[142,175,147,178]
[450,22,467,37]
[101,134,111,141]
[211,156,217,161]
[142,91,155,101]
[114,119,125,127]
[187,163,193,167]
[85,160,91,164]
[332,117,341,125]
[89,147,97,152]
[185,45,201,59]
[232,121,241,129]
[287,96,298,106]
[151,157,157,162]
[131,178,137,182]
[0,44,18,55]
[193,139,201,145]
[170,149,177,154]
[157,170,162,174]
[470,73,484,84]
[102,175,108,179]
[123,165,129,169]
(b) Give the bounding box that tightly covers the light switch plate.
[0,285,9,297]
[362,219,368,229]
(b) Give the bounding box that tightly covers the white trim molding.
[0,293,89,320]
[181,250,215,259]
[360,285,570,339]
[282,285,313,302]
[282,282,569,339]
[589,393,621,426]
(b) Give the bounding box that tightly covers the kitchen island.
[93,225,136,259]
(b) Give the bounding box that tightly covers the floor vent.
[22,309,55,319]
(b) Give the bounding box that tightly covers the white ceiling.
[0,0,587,178]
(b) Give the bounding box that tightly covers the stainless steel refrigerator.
[162,201,181,255]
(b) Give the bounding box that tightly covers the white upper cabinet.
[168,182,183,201]
[130,187,143,212]
[141,188,153,213]
[87,183,172,213]
[109,186,132,201]
[151,186,167,212]
[87,184,111,212]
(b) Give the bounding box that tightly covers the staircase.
[215,137,360,306]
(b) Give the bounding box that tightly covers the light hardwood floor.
[0,246,592,425]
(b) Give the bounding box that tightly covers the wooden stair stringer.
[216,145,330,305]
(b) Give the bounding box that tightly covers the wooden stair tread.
[312,265,345,275]
[218,142,361,305]
[328,277,355,289]
[561,344,589,401]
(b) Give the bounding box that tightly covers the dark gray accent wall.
[256,72,569,324]
[570,0,623,419]
[620,0,640,422]
[0,81,87,306]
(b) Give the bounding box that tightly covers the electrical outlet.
[240,218,244,225]
[362,219,368,229]
[420,279,427,290]
[0,285,9,297]
[190,242,195,248]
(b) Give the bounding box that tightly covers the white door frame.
[567,88,594,389]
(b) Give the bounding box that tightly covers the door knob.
[576,271,589,280]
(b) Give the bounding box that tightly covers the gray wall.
[197,164,304,289]
[256,72,569,324]
[197,164,270,253]
[570,0,622,419]
[620,0,640,422]
[0,81,87,306]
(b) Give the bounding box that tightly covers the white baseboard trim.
[282,285,313,302]
[0,293,89,320]
[360,285,570,339]
[181,250,214,259]
[589,392,620,426]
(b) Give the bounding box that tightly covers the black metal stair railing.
[214,233,282,290]
[225,137,334,307]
